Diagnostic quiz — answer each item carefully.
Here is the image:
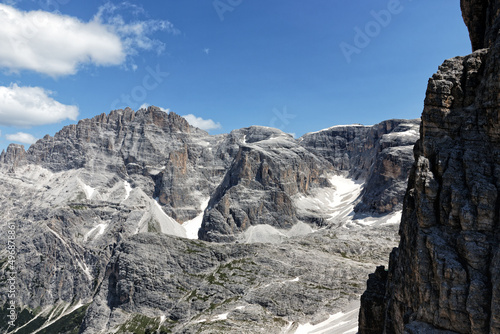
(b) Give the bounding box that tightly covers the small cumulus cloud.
[0,3,179,76]
[6,132,38,145]
[0,84,79,127]
[182,114,222,132]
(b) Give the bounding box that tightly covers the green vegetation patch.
[36,304,90,334]
[116,314,174,334]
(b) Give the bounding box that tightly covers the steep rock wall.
[360,1,500,333]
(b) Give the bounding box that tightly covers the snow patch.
[305,124,369,136]
[294,301,359,334]
[294,174,363,226]
[212,312,229,321]
[182,198,210,239]
[78,179,96,200]
[148,166,166,176]
[380,210,402,226]
[83,223,108,242]
[384,129,419,138]
[123,181,132,200]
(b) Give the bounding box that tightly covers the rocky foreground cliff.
[359,0,500,333]
[0,106,418,333]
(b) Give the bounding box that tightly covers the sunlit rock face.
[0,105,419,333]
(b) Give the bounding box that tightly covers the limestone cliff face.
[199,126,332,242]
[0,144,26,171]
[359,1,500,333]
[21,106,232,222]
[199,121,419,242]
[300,119,419,214]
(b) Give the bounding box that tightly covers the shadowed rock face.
[359,1,500,333]
[461,0,500,51]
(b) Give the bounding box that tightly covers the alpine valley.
[0,105,420,333]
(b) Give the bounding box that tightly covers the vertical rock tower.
[360,0,500,333]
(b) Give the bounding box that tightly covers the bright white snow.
[182,198,210,239]
[77,178,96,200]
[304,124,369,136]
[83,223,108,242]
[294,174,363,226]
[123,181,132,200]
[294,301,359,334]
[211,312,229,321]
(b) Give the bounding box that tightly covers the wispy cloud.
[203,48,210,55]
[6,132,38,145]
[0,84,78,126]
[94,2,180,58]
[182,114,221,131]
[0,3,179,76]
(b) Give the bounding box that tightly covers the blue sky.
[0,0,471,151]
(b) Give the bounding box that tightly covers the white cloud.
[182,114,222,132]
[0,4,123,76]
[6,132,38,145]
[0,3,179,76]
[95,2,180,58]
[0,84,79,126]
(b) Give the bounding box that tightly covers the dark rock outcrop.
[360,1,500,333]
[461,0,500,51]
[359,266,388,334]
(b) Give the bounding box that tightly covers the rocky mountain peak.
[0,143,26,171]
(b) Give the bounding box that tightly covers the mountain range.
[0,107,419,333]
